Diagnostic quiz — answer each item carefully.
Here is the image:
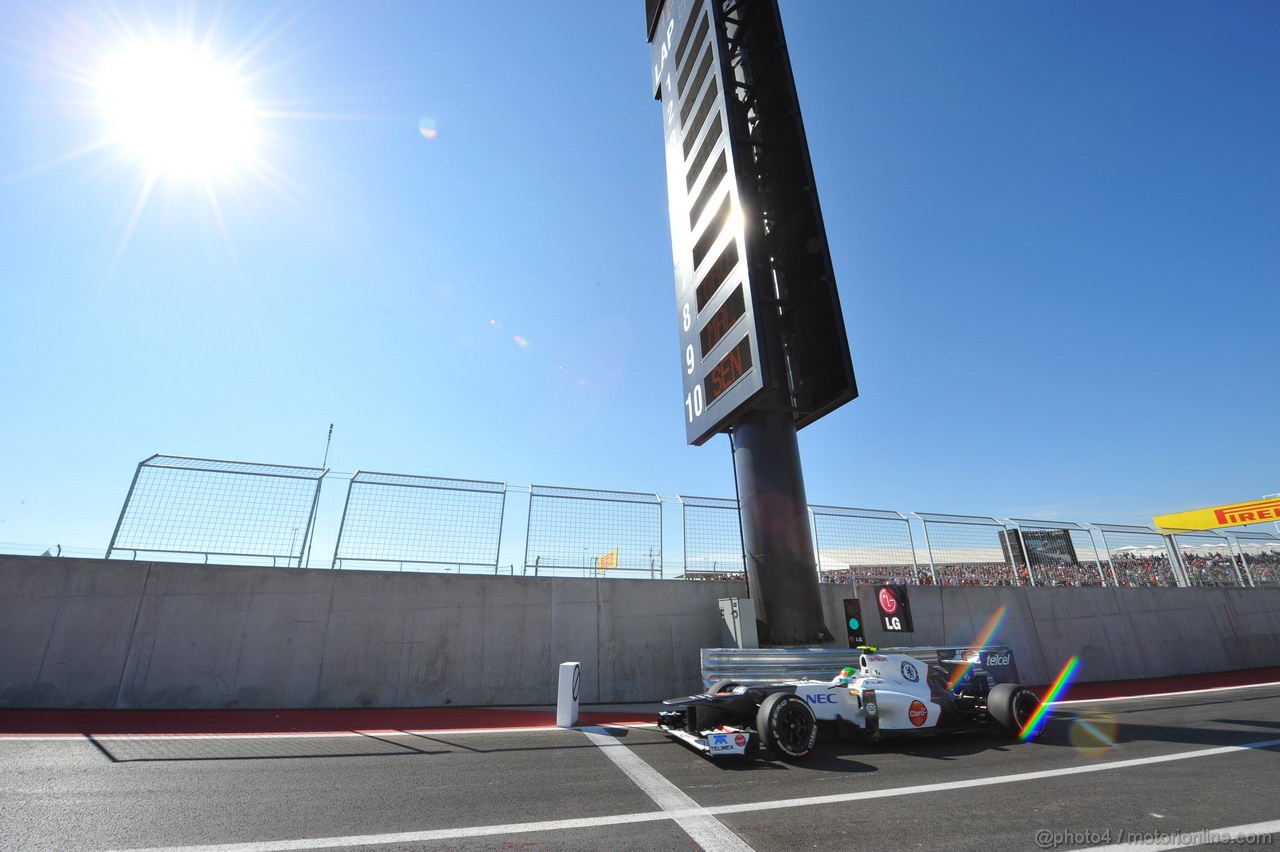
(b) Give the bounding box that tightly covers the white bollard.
[556,661,581,728]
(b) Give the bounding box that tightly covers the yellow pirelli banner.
[596,548,618,570]
[1154,497,1280,531]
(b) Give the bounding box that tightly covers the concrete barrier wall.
[0,556,742,709]
[821,583,1280,687]
[2,555,1277,709]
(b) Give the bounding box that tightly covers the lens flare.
[1068,710,1117,757]
[513,335,529,349]
[946,605,1007,690]
[1019,655,1081,741]
[418,116,438,140]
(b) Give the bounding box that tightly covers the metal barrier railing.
[700,645,1017,690]
[90,453,1280,588]
[679,495,744,579]
[106,455,326,566]
[523,484,662,578]
[914,512,1021,586]
[1226,531,1280,585]
[810,505,925,584]
[1090,523,1182,587]
[1170,530,1246,587]
[1004,518,1107,587]
[331,471,506,572]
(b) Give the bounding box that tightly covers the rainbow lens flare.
[946,605,1007,690]
[418,116,438,140]
[1068,710,1117,757]
[1019,655,1080,741]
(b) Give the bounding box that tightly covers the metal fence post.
[330,471,356,569]
[105,455,153,559]
[299,467,328,568]
[1007,519,1033,586]
[910,513,937,585]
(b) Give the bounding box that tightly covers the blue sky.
[1,0,1277,558]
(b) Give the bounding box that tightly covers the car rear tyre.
[756,692,817,760]
[988,683,1041,739]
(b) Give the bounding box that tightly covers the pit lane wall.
[1,555,1278,709]
[822,584,1280,688]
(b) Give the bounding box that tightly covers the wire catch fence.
[94,454,1280,588]
[811,506,922,585]
[106,455,326,566]
[679,495,745,579]
[330,471,506,572]
[523,485,663,577]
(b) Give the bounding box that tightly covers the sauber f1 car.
[658,647,1041,760]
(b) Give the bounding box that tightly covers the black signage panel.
[874,585,914,633]
[735,0,857,427]
[649,0,770,446]
[648,0,856,443]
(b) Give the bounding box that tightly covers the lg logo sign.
[874,586,914,633]
[878,587,898,614]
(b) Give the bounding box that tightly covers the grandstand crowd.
[686,550,1280,587]
[816,551,1280,588]
[821,563,1028,586]
[1244,551,1280,583]
[1108,553,1176,587]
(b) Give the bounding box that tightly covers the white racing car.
[658,647,1042,760]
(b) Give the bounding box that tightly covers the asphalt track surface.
[4,683,1280,851]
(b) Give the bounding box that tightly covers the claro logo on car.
[908,700,928,727]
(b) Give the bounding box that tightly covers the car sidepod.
[851,654,943,733]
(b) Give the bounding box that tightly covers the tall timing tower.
[645,0,857,644]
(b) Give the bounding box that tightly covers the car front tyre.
[756,692,817,760]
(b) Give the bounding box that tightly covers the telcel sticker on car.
[708,732,748,754]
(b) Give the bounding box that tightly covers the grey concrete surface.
[1,555,1277,709]
[3,685,1279,852]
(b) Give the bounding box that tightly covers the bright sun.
[99,41,258,180]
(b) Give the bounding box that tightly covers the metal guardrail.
[699,645,1016,690]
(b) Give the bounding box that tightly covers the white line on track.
[1050,679,1280,706]
[1067,818,1280,851]
[100,736,1280,852]
[700,737,1280,816]
[581,725,754,852]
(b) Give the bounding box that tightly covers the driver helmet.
[834,666,856,685]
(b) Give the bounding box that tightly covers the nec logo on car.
[805,693,837,704]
